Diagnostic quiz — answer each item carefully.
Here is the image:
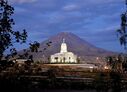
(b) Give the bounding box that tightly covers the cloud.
[9,0,37,4]
[62,4,80,11]
[14,7,27,13]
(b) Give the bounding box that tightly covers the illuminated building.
[50,39,77,63]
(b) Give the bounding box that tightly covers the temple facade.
[50,39,77,63]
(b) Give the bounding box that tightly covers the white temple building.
[50,39,77,63]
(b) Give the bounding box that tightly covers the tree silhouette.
[117,0,127,50]
[0,0,27,60]
[0,0,51,61]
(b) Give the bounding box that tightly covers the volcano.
[31,32,117,63]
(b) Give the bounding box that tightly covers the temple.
[50,39,77,63]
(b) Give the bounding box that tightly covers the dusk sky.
[9,0,125,52]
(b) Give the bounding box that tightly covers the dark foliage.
[29,41,40,52]
[0,0,27,60]
[110,71,122,92]
[0,0,52,61]
[117,0,127,50]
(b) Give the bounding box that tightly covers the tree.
[106,54,124,72]
[0,0,52,61]
[117,0,127,50]
[0,0,27,60]
[115,0,127,73]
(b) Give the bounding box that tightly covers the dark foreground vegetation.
[0,62,127,92]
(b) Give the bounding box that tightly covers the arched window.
[69,57,71,63]
[54,57,58,62]
[63,57,66,63]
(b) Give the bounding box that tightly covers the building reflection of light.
[104,66,109,70]
[89,66,93,69]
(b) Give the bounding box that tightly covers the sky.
[8,0,126,52]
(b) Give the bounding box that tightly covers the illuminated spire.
[63,38,65,43]
[60,38,67,53]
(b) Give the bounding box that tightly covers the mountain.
[30,32,117,63]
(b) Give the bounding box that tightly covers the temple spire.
[63,38,65,43]
[60,38,67,53]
